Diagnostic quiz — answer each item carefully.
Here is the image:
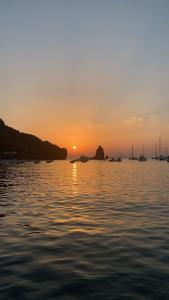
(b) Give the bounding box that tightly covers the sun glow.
[72,145,77,150]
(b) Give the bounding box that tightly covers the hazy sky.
[1,0,169,155]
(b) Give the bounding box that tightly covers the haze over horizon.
[1,0,169,156]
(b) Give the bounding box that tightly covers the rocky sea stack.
[94,145,105,160]
[0,119,67,160]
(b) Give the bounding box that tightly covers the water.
[0,160,169,300]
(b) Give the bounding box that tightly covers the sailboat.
[138,144,147,161]
[158,136,165,160]
[129,144,137,160]
[152,143,158,160]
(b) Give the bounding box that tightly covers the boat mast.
[155,143,157,157]
[132,144,134,158]
[159,136,161,157]
[142,144,145,156]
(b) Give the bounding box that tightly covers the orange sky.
[1,1,169,157]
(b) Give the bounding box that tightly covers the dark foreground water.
[0,160,169,300]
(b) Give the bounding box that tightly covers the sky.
[1,0,169,156]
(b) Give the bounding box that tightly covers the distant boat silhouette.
[69,156,89,163]
[138,155,147,162]
[138,144,147,161]
[129,144,137,160]
[109,157,116,162]
[79,156,89,163]
[158,155,166,161]
[152,156,158,160]
[116,157,122,162]
[46,160,54,163]
[152,143,158,160]
[70,160,76,163]
[109,157,122,162]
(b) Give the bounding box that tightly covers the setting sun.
[72,145,77,150]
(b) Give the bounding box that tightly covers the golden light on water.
[72,163,77,195]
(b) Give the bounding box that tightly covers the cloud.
[123,116,144,126]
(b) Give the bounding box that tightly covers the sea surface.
[0,160,169,300]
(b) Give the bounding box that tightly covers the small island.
[0,119,67,160]
[93,145,105,160]
[70,145,106,163]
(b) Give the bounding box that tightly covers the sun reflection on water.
[72,163,78,195]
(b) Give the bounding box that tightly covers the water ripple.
[0,160,169,299]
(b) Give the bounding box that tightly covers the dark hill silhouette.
[0,119,67,160]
